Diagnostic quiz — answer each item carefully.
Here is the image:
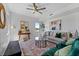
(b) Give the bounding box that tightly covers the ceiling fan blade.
[49,13,53,16]
[33,3,35,6]
[38,11,42,14]
[33,3,37,8]
[33,11,35,14]
[37,8,46,10]
[27,8,34,10]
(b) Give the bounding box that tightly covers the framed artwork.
[0,3,6,29]
[50,19,61,30]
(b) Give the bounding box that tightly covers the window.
[35,37,39,40]
[35,22,40,29]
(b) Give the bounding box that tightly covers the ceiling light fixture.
[27,3,46,14]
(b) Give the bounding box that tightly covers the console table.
[18,31,30,41]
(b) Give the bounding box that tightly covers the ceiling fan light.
[27,3,46,14]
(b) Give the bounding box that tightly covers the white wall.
[61,13,76,32]
[10,12,43,40]
[44,11,79,34]
[60,12,79,32]
[0,4,11,55]
[1,3,79,56]
[0,10,41,55]
[74,12,79,32]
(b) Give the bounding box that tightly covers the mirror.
[0,3,6,29]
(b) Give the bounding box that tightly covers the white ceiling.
[5,3,79,21]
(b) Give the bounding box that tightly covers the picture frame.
[0,3,6,29]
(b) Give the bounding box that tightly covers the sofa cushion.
[54,45,72,56]
[68,38,79,56]
[65,38,75,45]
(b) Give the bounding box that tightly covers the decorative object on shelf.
[75,30,78,38]
[50,19,61,30]
[18,20,30,41]
[51,27,56,30]
[0,3,6,29]
[40,23,45,31]
[59,20,61,30]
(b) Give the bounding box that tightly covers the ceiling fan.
[26,3,46,14]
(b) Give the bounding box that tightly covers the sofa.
[42,37,79,56]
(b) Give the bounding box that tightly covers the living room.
[0,3,79,56]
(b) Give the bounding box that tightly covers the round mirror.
[0,3,6,29]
